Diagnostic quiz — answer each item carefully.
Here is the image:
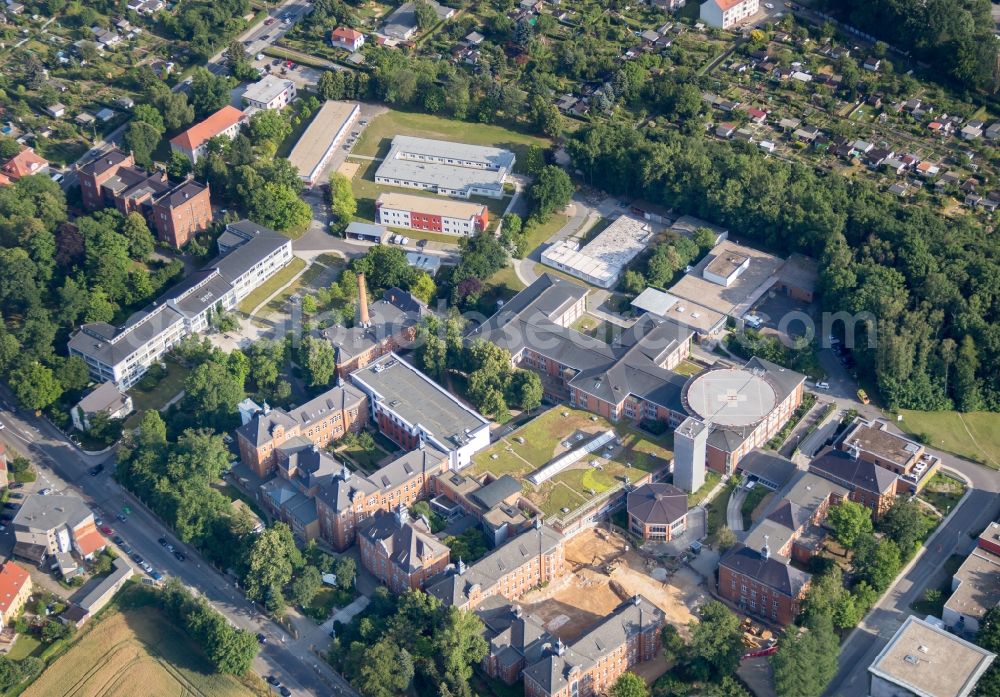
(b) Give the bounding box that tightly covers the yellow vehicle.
[857,389,871,405]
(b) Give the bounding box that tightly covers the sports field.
[468,407,673,519]
[23,607,266,697]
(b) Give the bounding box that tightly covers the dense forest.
[567,123,1000,412]
[822,0,998,93]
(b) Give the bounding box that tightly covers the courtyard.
[467,407,673,522]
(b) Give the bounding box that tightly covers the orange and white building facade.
[700,0,759,29]
[170,106,247,164]
[0,563,31,630]
[376,192,488,236]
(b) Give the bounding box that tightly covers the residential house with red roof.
[170,106,247,164]
[331,27,365,52]
[0,146,49,184]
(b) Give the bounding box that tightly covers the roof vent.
[918,645,929,654]
[904,655,919,665]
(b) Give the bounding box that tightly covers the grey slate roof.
[471,475,523,510]
[737,450,797,488]
[13,494,92,533]
[626,482,687,526]
[76,557,133,611]
[317,445,448,514]
[809,447,898,494]
[76,381,128,415]
[358,508,448,573]
[522,596,664,694]
[424,524,563,606]
[236,408,297,447]
[719,544,811,598]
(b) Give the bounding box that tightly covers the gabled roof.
[359,508,448,573]
[236,408,297,447]
[809,447,898,494]
[331,27,363,41]
[0,563,30,616]
[1,147,48,179]
[720,544,810,597]
[169,106,244,152]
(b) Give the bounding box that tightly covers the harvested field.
[24,607,265,697]
[520,528,703,644]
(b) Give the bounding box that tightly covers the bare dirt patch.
[520,528,703,645]
[338,160,360,179]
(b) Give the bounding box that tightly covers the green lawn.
[570,314,613,344]
[352,110,551,174]
[264,256,344,315]
[520,213,569,255]
[688,470,722,507]
[897,410,1000,468]
[335,441,392,474]
[918,471,967,514]
[740,485,771,529]
[304,586,355,622]
[705,480,736,540]
[126,359,189,417]
[673,360,705,377]
[469,407,673,522]
[7,634,42,660]
[237,257,307,315]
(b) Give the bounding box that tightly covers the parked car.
[279,687,291,697]
[10,493,23,499]
[815,381,830,390]
[3,502,18,510]
[857,389,871,405]
[267,676,280,686]
[257,633,267,644]
[116,513,128,523]
[264,17,276,24]
[174,550,186,562]
[121,544,133,555]
[113,535,124,545]
[39,488,53,496]
[89,464,104,476]
[9,483,22,490]
[150,569,163,581]
[131,554,143,564]
[99,525,113,535]
[158,537,169,547]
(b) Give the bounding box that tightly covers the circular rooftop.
[684,367,777,429]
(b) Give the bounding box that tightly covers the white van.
[744,314,763,329]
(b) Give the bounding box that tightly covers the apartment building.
[358,505,450,593]
[237,383,368,478]
[315,445,450,550]
[0,563,31,630]
[169,105,247,164]
[374,136,515,199]
[375,192,489,236]
[242,75,296,111]
[12,495,106,576]
[75,148,212,247]
[840,418,940,490]
[700,0,759,29]
[69,220,292,388]
[350,354,491,470]
[424,522,565,610]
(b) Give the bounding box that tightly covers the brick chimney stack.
[358,272,370,327]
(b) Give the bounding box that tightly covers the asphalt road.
[0,394,357,697]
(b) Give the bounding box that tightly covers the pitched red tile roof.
[169,106,244,153]
[715,0,751,10]
[1,147,48,179]
[331,27,363,42]
[74,527,107,557]
[0,563,30,616]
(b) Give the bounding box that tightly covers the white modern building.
[700,0,759,29]
[350,354,490,470]
[374,136,515,199]
[375,192,488,236]
[69,220,293,389]
[242,75,296,111]
[540,214,652,289]
[287,101,359,186]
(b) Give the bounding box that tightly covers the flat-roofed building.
[345,221,389,244]
[630,287,727,339]
[287,101,359,186]
[350,353,491,470]
[868,616,995,697]
[376,192,488,235]
[69,220,292,388]
[169,106,246,164]
[13,494,105,574]
[541,215,652,289]
[242,75,296,110]
[943,522,1000,635]
[374,136,514,199]
[840,418,940,489]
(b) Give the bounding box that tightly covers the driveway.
[727,486,748,534]
[513,195,598,287]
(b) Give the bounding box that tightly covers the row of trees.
[329,588,487,697]
[566,122,1000,413]
[157,578,259,675]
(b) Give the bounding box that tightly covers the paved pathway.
[727,486,748,534]
[513,196,598,287]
